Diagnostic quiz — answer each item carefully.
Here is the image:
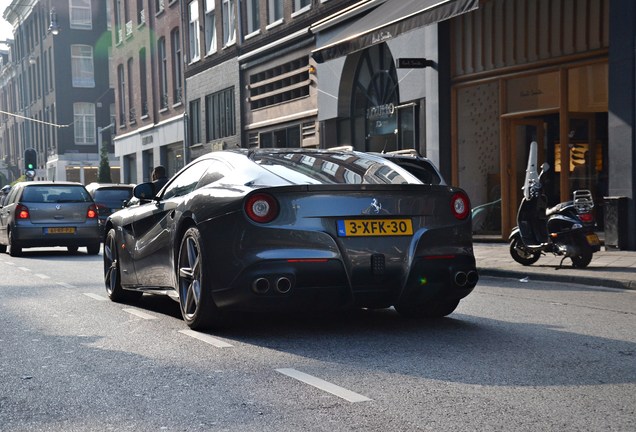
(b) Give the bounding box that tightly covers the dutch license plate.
[337,219,413,237]
[586,232,600,246]
[46,227,76,234]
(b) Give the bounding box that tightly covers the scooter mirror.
[541,162,550,172]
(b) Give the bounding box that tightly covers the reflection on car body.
[103,148,478,330]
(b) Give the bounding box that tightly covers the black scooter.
[509,141,601,268]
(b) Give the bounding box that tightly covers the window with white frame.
[204,0,216,54]
[171,28,183,104]
[268,0,283,24]
[293,0,311,14]
[222,0,236,46]
[245,0,259,35]
[71,45,95,88]
[158,37,169,109]
[69,0,92,30]
[74,103,96,144]
[117,65,126,126]
[189,1,201,61]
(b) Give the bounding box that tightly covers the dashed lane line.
[178,329,234,348]
[18,267,30,272]
[275,368,372,403]
[35,274,50,279]
[83,293,108,301]
[57,282,76,288]
[122,308,157,320]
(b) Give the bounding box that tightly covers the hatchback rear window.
[21,186,92,203]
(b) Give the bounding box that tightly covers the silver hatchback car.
[0,181,101,256]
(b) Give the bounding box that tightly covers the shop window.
[259,126,301,148]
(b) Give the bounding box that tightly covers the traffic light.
[24,148,37,179]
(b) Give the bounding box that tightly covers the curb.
[478,268,636,290]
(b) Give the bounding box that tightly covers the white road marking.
[18,267,30,272]
[35,274,50,279]
[83,293,107,301]
[178,330,234,348]
[122,308,157,320]
[57,282,76,288]
[275,368,372,403]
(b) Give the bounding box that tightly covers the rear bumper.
[12,224,100,248]
[211,254,477,312]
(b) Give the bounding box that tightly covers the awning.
[312,0,479,63]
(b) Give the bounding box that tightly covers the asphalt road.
[1,248,635,431]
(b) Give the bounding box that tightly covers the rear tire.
[86,243,100,255]
[177,227,223,330]
[0,244,6,253]
[8,230,22,257]
[571,243,593,268]
[509,235,540,266]
[395,299,460,319]
[103,229,142,303]
[67,246,79,254]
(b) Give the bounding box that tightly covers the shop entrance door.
[502,118,545,237]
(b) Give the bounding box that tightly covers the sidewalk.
[473,241,636,290]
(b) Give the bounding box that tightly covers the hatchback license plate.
[337,219,413,237]
[46,227,76,234]
[586,232,600,246]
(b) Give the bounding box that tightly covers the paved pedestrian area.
[473,241,636,289]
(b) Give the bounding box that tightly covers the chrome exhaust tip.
[467,270,479,285]
[454,271,468,287]
[252,277,270,294]
[275,276,292,294]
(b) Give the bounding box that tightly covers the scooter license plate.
[586,233,600,246]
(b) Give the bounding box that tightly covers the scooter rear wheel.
[510,235,541,266]
[571,243,593,268]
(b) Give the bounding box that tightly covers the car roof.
[18,181,85,187]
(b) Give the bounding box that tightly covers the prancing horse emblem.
[370,198,382,214]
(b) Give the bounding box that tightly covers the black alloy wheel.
[177,227,220,330]
[103,228,141,302]
[509,235,541,266]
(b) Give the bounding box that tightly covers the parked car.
[103,148,478,329]
[0,181,101,256]
[85,183,135,237]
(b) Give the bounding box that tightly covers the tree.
[97,139,113,183]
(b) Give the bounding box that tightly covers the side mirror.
[133,182,156,201]
[541,162,550,172]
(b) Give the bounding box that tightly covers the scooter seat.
[546,202,570,216]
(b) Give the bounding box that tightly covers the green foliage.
[98,140,113,183]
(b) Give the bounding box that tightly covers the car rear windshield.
[93,188,133,202]
[253,152,421,185]
[21,186,92,203]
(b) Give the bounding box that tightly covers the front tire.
[104,229,142,303]
[177,227,222,330]
[509,235,540,266]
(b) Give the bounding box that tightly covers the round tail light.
[451,192,470,220]
[87,204,98,219]
[16,204,30,220]
[245,193,279,223]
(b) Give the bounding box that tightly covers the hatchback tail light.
[245,193,279,223]
[87,204,98,219]
[16,203,30,220]
[451,192,470,220]
[579,212,594,223]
